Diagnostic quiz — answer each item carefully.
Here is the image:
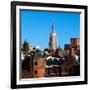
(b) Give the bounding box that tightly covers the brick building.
[71,38,80,48]
[21,49,46,78]
[21,55,33,78]
[64,38,80,57]
[32,58,46,78]
[61,56,80,76]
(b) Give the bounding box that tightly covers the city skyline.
[21,10,80,50]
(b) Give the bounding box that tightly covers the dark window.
[67,61,69,65]
[65,68,67,72]
[35,70,37,74]
[35,61,37,65]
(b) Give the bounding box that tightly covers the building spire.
[49,23,58,50]
[58,44,60,49]
[52,21,55,33]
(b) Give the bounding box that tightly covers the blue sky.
[21,10,80,50]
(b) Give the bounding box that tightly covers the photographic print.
[21,9,80,78]
[11,1,88,89]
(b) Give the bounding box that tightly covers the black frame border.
[11,1,88,89]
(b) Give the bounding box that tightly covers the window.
[65,68,67,72]
[35,70,37,74]
[35,61,37,65]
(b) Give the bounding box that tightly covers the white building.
[49,24,58,50]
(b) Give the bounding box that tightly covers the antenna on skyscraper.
[52,20,55,33]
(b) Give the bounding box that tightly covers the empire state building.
[49,24,58,50]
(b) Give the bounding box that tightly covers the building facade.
[70,38,80,48]
[32,58,46,78]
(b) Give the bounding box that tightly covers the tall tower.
[49,24,58,50]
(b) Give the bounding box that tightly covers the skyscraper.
[49,24,58,50]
